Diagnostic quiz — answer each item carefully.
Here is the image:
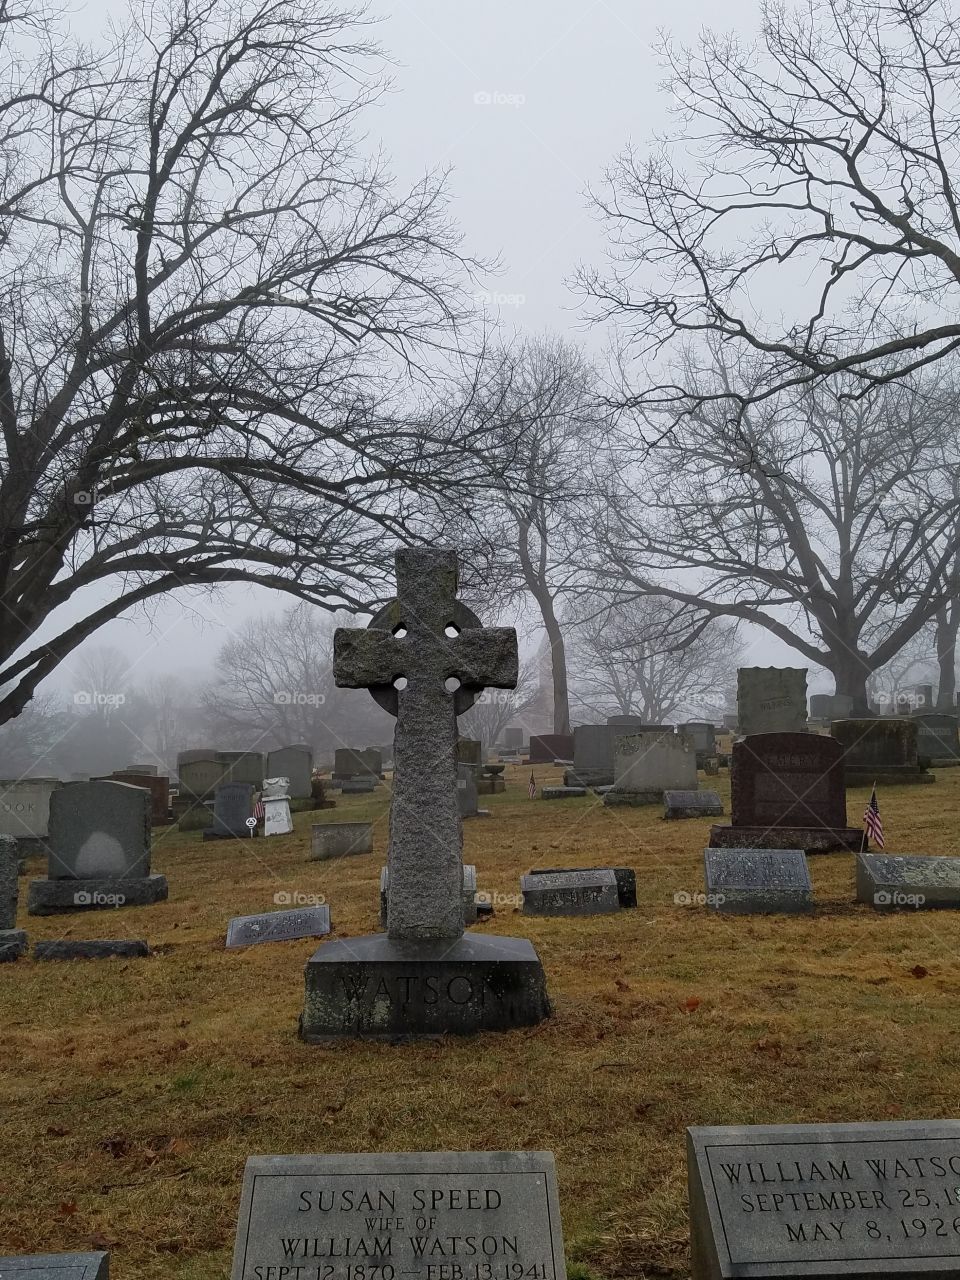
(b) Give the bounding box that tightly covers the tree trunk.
[543,613,571,736]
[832,649,872,716]
[935,605,959,709]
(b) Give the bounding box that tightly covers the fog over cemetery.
[9,0,960,1278]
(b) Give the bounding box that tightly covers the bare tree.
[456,660,538,749]
[568,595,740,723]
[0,0,485,725]
[595,346,960,713]
[201,602,392,753]
[581,0,960,418]
[450,335,609,735]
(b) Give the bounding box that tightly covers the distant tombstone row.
[565,716,649,786]
[709,732,863,853]
[0,776,61,857]
[27,780,168,915]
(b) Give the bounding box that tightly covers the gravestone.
[529,733,574,763]
[98,771,171,825]
[226,906,331,948]
[809,692,854,721]
[125,763,158,775]
[27,781,168,915]
[703,847,814,914]
[203,782,256,840]
[664,789,724,819]
[457,762,479,818]
[831,718,934,784]
[604,729,698,806]
[0,834,26,960]
[709,733,863,853]
[300,548,550,1039]
[0,1254,109,1280]
[456,737,483,769]
[897,682,933,713]
[261,777,293,836]
[34,939,149,960]
[688,1119,960,1280]
[332,748,381,781]
[176,749,264,801]
[0,777,60,855]
[381,864,478,928]
[230,1151,566,1280]
[912,713,960,765]
[266,745,313,798]
[737,667,808,735]
[503,725,524,748]
[856,852,960,910]
[567,723,620,786]
[309,822,373,861]
[683,721,718,763]
[542,785,587,798]
[527,865,637,909]
[338,777,376,794]
[521,869,620,915]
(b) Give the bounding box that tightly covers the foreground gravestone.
[0,833,26,960]
[526,865,638,908]
[266,745,313,798]
[28,781,168,915]
[309,821,373,861]
[856,853,960,910]
[381,864,478,928]
[203,781,256,840]
[226,906,331,948]
[664,789,724,819]
[0,777,60,857]
[521,869,620,916]
[300,548,550,1040]
[604,728,698,805]
[831,718,934,784]
[688,1119,960,1280]
[703,848,814,914]
[738,666,808,735]
[230,1151,566,1280]
[709,733,863,853]
[0,1254,109,1280]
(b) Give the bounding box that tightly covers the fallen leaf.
[58,1201,78,1217]
[684,996,701,1013]
[615,978,631,992]
[911,965,929,979]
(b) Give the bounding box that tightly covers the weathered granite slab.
[703,848,814,914]
[688,1120,960,1280]
[0,929,27,961]
[527,865,637,909]
[857,853,960,910]
[28,874,168,915]
[230,1151,566,1280]
[664,789,724,819]
[737,666,808,735]
[380,865,477,928]
[0,1254,109,1280]
[542,785,587,799]
[300,933,551,1040]
[33,939,149,960]
[226,906,331,948]
[521,869,620,916]
[309,822,373,860]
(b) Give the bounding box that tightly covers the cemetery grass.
[5,769,960,1280]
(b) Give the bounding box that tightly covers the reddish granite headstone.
[731,733,846,829]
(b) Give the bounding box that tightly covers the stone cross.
[334,548,518,940]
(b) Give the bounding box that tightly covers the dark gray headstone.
[48,781,152,879]
[503,725,524,748]
[230,1151,566,1280]
[913,714,960,763]
[521,869,620,916]
[527,866,637,909]
[542,785,587,799]
[34,939,149,960]
[0,1255,109,1280]
[457,763,479,817]
[664,789,724,819]
[689,1120,960,1280]
[207,782,255,838]
[310,822,373,861]
[703,848,813,914]
[266,746,313,798]
[226,906,331,948]
[0,835,26,956]
[857,853,960,910]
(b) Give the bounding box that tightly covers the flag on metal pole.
[863,784,883,849]
[528,770,537,799]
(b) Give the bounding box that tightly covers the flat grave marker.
[521,868,620,916]
[688,1119,960,1280]
[0,1254,109,1280]
[703,847,814,914]
[226,906,331,949]
[857,853,960,910]
[230,1151,566,1280]
[665,789,724,819]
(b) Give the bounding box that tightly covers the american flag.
[253,797,265,823]
[863,785,883,849]
[528,770,537,799]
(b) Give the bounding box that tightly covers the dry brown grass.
[3,765,960,1280]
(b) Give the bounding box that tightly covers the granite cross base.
[707,824,864,854]
[0,928,27,960]
[27,874,168,915]
[299,933,551,1041]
